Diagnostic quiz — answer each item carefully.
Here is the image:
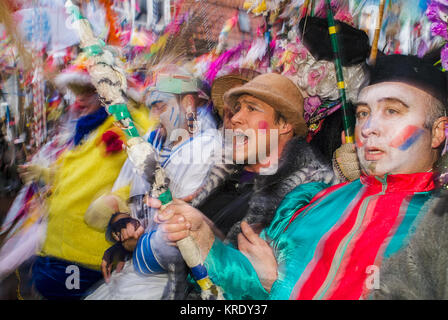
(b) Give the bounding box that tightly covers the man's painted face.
[355,82,435,177]
[229,94,280,164]
[148,91,186,141]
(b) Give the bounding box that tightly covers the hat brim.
[211,69,261,119]
[54,72,94,94]
[223,85,308,137]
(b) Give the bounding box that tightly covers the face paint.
[389,125,425,151]
[362,117,372,132]
[355,135,364,148]
[231,95,280,169]
[258,120,269,130]
[159,98,184,145]
[148,91,186,145]
[355,82,435,176]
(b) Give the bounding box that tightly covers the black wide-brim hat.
[369,54,448,105]
[298,16,371,66]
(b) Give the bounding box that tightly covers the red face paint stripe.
[355,137,364,148]
[389,125,420,149]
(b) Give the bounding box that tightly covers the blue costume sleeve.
[133,231,165,274]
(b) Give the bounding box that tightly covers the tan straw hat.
[211,69,261,119]
[223,73,307,136]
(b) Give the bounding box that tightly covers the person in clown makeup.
[83,64,221,300]
[154,54,448,300]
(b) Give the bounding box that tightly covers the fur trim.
[54,72,92,92]
[191,162,241,208]
[372,192,448,300]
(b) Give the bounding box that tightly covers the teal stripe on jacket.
[204,182,331,300]
[383,192,434,259]
[267,180,365,299]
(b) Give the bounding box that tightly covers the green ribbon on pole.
[325,0,354,144]
[82,42,105,57]
[66,3,86,21]
[108,104,140,138]
[159,190,173,205]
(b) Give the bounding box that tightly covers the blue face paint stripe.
[362,117,372,131]
[398,128,424,151]
[169,106,174,121]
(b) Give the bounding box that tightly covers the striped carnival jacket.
[203,172,437,300]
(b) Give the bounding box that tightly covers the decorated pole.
[300,0,311,19]
[369,0,386,65]
[215,13,238,55]
[150,166,224,300]
[325,0,354,144]
[64,0,224,300]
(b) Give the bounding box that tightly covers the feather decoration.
[98,0,122,46]
[242,37,269,68]
[426,0,448,69]
[192,52,217,79]
[215,12,239,55]
[0,0,32,70]
[205,43,244,83]
[134,9,209,82]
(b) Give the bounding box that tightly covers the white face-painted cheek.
[356,82,435,176]
[159,97,187,145]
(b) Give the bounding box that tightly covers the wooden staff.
[369,0,386,65]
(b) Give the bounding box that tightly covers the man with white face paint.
[84,65,221,300]
[155,55,448,300]
[355,76,445,178]
[144,70,221,198]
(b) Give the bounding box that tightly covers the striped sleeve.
[133,231,165,275]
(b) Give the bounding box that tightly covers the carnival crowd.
[1,0,448,301]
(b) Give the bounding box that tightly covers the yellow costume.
[41,107,152,270]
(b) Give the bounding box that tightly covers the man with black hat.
[367,59,448,300]
[154,54,448,300]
